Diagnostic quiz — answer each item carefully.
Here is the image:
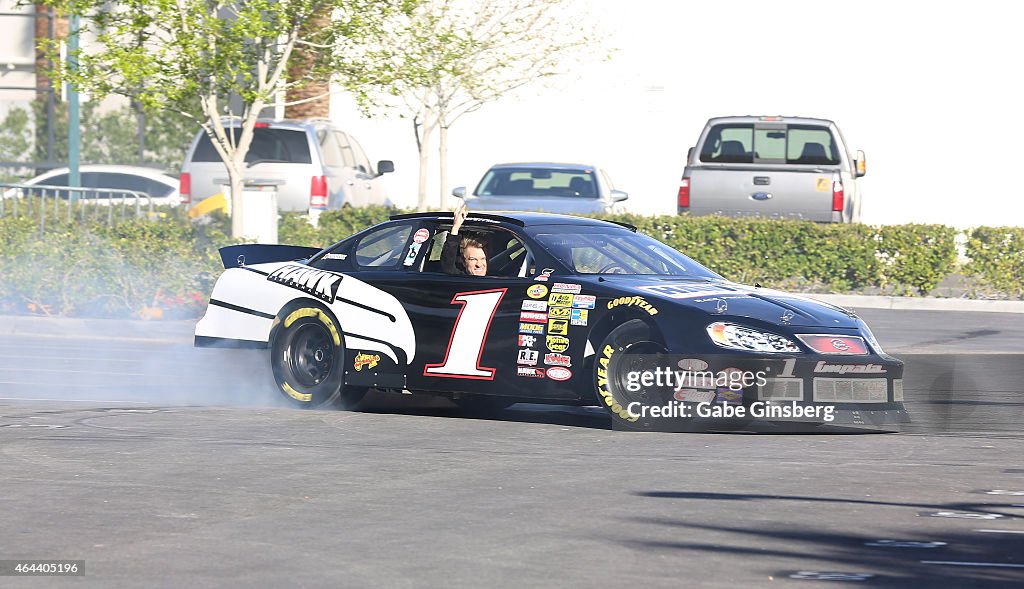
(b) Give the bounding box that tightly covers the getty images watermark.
[622,363,836,422]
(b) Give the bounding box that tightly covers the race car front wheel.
[594,319,667,431]
[270,304,364,409]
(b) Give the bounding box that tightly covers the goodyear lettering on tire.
[596,344,638,422]
[284,307,341,346]
[282,381,312,403]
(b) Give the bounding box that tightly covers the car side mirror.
[610,189,628,203]
[377,160,394,175]
[855,150,866,177]
[452,186,466,198]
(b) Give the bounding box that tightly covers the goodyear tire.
[594,319,672,431]
[270,303,365,409]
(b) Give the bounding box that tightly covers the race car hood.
[597,277,859,328]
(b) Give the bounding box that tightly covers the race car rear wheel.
[270,304,362,409]
[594,319,668,431]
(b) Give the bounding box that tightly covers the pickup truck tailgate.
[688,166,838,222]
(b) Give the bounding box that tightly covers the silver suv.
[180,118,394,213]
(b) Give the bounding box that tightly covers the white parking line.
[975,529,1024,534]
[921,561,1024,568]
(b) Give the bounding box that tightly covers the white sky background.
[332,0,1024,229]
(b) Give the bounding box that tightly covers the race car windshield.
[533,229,723,277]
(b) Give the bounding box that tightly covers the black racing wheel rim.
[287,322,335,387]
[608,341,667,407]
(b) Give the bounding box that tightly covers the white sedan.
[3,164,183,206]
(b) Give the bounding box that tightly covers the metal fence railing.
[0,182,158,234]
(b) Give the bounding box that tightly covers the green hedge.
[0,209,232,318]
[0,206,1016,319]
[963,226,1024,297]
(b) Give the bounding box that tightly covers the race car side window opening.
[534,229,722,277]
[699,124,840,165]
[354,223,413,267]
[421,226,533,277]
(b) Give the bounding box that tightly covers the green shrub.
[0,205,1014,319]
[963,226,1024,297]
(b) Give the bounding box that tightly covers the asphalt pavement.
[0,297,1022,588]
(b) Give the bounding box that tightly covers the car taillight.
[678,177,690,210]
[179,172,191,206]
[310,176,328,209]
[832,177,844,212]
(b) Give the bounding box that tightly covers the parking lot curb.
[800,293,1024,314]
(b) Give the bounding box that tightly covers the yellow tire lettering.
[282,382,312,403]
[284,307,340,346]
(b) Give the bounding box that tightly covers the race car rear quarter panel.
[195,263,416,365]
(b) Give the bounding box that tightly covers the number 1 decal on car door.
[424,288,507,380]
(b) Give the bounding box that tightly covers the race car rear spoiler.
[218,244,322,269]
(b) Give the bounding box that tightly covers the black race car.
[195,211,908,431]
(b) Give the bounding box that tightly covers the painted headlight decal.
[706,322,801,353]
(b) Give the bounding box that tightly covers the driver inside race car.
[442,203,489,276]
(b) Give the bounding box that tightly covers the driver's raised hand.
[452,203,468,235]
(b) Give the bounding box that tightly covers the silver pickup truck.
[677,116,866,223]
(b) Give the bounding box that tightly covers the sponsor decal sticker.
[715,387,744,405]
[551,282,582,294]
[519,322,545,335]
[520,311,548,323]
[268,264,342,304]
[814,362,886,374]
[517,349,539,366]
[521,300,548,312]
[413,228,431,244]
[546,366,572,381]
[572,295,596,309]
[518,334,537,347]
[673,388,717,403]
[606,295,659,315]
[638,285,737,300]
[548,293,573,307]
[546,335,570,353]
[354,353,381,372]
[678,358,710,371]
[544,353,572,367]
[403,241,422,266]
[527,284,549,299]
[547,307,571,319]
[535,268,554,282]
[548,319,569,335]
[517,366,545,378]
[570,309,588,326]
[323,253,347,260]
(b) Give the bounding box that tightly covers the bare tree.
[361,0,603,211]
